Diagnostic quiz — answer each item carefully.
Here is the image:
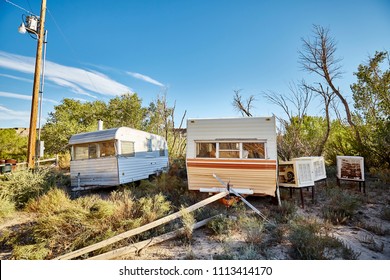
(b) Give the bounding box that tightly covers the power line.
[46,8,100,95]
[4,0,34,15]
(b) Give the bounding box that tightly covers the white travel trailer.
[69,127,169,190]
[186,117,278,197]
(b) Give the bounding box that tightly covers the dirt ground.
[1,176,389,260]
[122,180,390,260]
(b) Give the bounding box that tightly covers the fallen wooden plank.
[54,191,228,260]
[88,215,219,260]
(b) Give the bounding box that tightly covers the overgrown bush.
[289,219,359,259]
[321,187,361,224]
[57,152,71,170]
[207,215,237,237]
[180,207,196,242]
[239,216,265,244]
[5,188,173,259]
[271,200,297,224]
[0,168,70,210]
[380,206,390,222]
[0,169,54,209]
[0,194,15,221]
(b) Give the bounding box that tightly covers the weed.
[12,243,50,260]
[321,187,361,224]
[360,235,384,252]
[380,206,390,221]
[239,216,265,244]
[289,219,360,259]
[0,195,15,221]
[271,200,297,224]
[237,243,262,259]
[355,221,386,236]
[180,207,195,242]
[0,169,56,209]
[207,215,236,238]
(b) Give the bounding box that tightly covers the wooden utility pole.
[27,0,47,169]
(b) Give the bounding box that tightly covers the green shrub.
[25,188,73,214]
[12,243,50,260]
[272,200,297,224]
[289,219,359,260]
[0,195,15,221]
[180,207,196,242]
[0,169,55,209]
[134,194,172,224]
[239,216,265,244]
[321,187,361,224]
[207,215,236,237]
[380,206,390,221]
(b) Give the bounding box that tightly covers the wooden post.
[54,191,228,260]
[27,0,47,169]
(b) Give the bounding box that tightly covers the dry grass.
[1,166,390,260]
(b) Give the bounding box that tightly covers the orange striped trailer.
[186,117,279,198]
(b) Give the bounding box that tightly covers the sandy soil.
[1,178,389,260]
[121,181,390,260]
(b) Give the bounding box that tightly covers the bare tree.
[302,81,335,155]
[299,25,362,147]
[263,82,315,160]
[232,89,255,117]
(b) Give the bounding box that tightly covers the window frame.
[195,140,267,159]
[72,140,116,161]
[120,141,135,157]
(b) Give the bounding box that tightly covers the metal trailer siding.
[186,117,277,159]
[70,157,119,187]
[185,117,278,196]
[69,127,168,188]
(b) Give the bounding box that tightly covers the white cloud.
[0,105,30,124]
[0,91,59,104]
[127,71,165,87]
[0,51,133,97]
[0,73,32,83]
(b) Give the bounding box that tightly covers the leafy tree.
[106,93,146,129]
[0,129,27,162]
[41,92,187,159]
[351,51,390,167]
[277,115,329,161]
[324,120,358,165]
[42,99,101,154]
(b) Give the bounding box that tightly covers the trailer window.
[89,144,98,159]
[196,143,216,158]
[159,149,165,157]
[100,141,116,157]
[74,144,89,160]
[243,143,265,159]
[147,138,153,152]
[121,141,135,157]
[219,142,240,158]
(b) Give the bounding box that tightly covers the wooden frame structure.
[336,156,366,193]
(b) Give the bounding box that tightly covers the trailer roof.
[69,127,156,145]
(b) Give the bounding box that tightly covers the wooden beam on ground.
[88,215,219,260]
[54,191,228,260]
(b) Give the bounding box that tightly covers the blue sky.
[0,0,389,128]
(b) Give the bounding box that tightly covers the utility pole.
[26,0,47,169]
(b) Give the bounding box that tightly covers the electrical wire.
[46,8,100,95]
[5,0,100,96]
[4,0,35,15]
